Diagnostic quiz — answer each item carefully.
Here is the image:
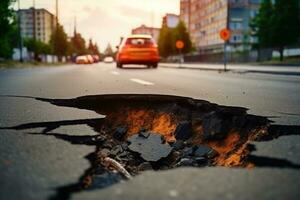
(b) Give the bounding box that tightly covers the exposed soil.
[2,94,300,200]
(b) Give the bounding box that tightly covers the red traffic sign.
[176,40,185,49]
[220,28,231,41]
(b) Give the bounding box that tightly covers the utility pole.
[225,0,230,72]
[56,0,59,25]
[32,0,36,60]
[74,15,77,35]
[17,0,23,62]
[150,9,154,37]
[188,0,191,33]
[54,0,59,62]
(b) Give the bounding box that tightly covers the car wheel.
[116,63,123,68]
[152,63,158,68]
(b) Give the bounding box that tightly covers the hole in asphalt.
[1,94,300,200]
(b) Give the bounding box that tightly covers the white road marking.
[130,78,154,86]
[110,71,120,75]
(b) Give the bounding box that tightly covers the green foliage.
[251,0,274,48]
[271,0,300,60]
[104,43,114,56]
[70,32,87,55]
[88,39,101,55]
[24,38,52,55]
[158,25,174,58]
[0,0,17,58]
[251,0,300,61]
[50,24,69,58]
[172,21,193,54]
[158,21,193,58]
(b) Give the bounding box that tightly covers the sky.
[15,0,180,51]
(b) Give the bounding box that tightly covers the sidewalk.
[159,63,300,76]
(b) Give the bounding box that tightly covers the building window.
[250,10,258,18]
[229,22,243,30]
[232,34,242,42]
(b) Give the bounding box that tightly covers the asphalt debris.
[128,133,173,162]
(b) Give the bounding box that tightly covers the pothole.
[2,94,300,200]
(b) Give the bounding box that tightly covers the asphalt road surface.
[0,63,300,200]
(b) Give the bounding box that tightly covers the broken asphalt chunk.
[138,162,153,171]
[113,127,127,141]
[174,121,193,141]
[193,145,214,157]
[139,130,150,138]
[172,140,185,150]
[128,133,173,162]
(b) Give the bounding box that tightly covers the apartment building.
[180,0,191,32]
[162,13,180,28]
[19,8,57,43]
[131,25,160,42]
[180,0,261,54]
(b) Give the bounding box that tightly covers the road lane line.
[110,71,120,75]
[130,78,154,86]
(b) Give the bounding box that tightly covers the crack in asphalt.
[1,94,300,200]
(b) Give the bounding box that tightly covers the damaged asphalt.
[0,63,300,200]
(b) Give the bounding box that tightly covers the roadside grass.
[0,60,70,69]
[257,57,300,66]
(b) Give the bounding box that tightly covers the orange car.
[116,35,160,68]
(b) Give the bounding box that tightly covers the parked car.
[86,55,94,64]
[75,55,89,64]
[92,55,100,63]
[75,55,95,64]
[116,34,160,68]
[103,56,114,63]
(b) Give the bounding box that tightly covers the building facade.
[228,0,260,52]
[180,0,191,32]
[162,13,180,28]
[180,0,261,54]
[131,25,160,43]
[19,8,57,44]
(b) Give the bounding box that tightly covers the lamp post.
[17,0,23,62]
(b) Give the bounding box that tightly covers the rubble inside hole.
[42,94,272,189]
[81,107,269,189]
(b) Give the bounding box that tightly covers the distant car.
[103,56,114,63]
[86,55,94,64]
[116,34,160,68]
[76,55,88,64]
[75,55,94,64]
[92,55,100,63]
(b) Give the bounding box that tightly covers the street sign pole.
[179,48,182,68]
[220,28,231,72]
[176,40,185,68]
[224,42,227,72]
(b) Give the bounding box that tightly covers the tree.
[271,0,300,61]
[251,0,300,61]
[172,21,193,54]
[104,43,114,57]
[158,25,174,58]
[87,39,100,55]
[251,0,274,48]
[0,0,17,59]
[24,38,52,56]
[50,24,69,61]
[70,32,87,55]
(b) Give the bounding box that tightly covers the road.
[0,62,299,200]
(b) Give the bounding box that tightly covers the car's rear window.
[125,38,154,45]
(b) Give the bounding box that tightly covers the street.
[0,63,300,200]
